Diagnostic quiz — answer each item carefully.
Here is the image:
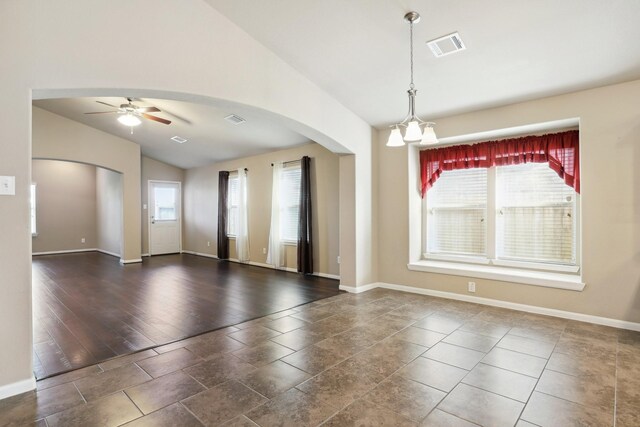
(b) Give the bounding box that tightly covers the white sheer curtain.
[235,168,250,262]
[266,162,285,268]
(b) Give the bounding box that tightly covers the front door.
[149,181,181,255]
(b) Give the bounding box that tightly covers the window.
[30,184,36,235]
[496,163,576,264]
[426,168,487,257]
[227,173,239,236]
[153,187,177,220]
[280,165,301,242]
[424,163,578,270]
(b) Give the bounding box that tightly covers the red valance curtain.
[420,130,579,197]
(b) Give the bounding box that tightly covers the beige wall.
[141,156,185,255]
[378,79,640,323]
[96,168,123,256]
[31,160,97,253]
[32,107,141,263]
[184,143,340,276]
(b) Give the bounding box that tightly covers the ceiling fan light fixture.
[118,113,142,127]
[386,11,438,147]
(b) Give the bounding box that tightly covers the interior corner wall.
[377,79,640,323]
[31,160,97,253]
[141,156,185,255]
[183,143,340,277]
[32,107,141,263]
[96,167,123,257]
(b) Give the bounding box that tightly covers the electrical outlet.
[262,248,267,254]
[337,256,341,264]
[207,241,211,247]
[468,281,476,293]
[81,238,86,244]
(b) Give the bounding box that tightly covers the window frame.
[406,120,584,291]
[422,164,581,274]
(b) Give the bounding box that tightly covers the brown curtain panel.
[217,171,230,260]
[297,156,313,274]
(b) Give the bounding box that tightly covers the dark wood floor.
[32,252,340,379]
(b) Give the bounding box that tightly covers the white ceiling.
[34,97,310,169]
[35,1,640,169]
[206,0,640,126]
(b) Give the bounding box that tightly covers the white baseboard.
[141,253,150,257]
[339,283,378,293]
[341,282,640,332]
[182,250,218,259]
[315,272,341,280]
[33,248,97,256]
[119,258,142,264]
[0,376,35,400]
[96,249,120,258]
[182,251,340,280]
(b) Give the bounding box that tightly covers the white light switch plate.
[0,176,15,195]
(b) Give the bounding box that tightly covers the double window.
[425,162,578,270]
[420,129,580,276]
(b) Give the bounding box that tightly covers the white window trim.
[407,118,584,291]
[407,259,585,291]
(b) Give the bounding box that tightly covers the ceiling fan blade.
[137,106,161,113]
[84,111,118,114]
[96,101,120,108]
[143,113,171,125]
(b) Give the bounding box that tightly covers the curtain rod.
[228,168,248,173]
[271,159,301,166]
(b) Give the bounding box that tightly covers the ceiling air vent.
[224,114,246,125]
[426,32,466,57]
[171,136,187,144]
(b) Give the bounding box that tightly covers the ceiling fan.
[84,98,172,127]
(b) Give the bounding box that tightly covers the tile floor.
[1,288,639,426]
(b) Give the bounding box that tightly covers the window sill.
[407,260,585,291]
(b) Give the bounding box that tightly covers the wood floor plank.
[33,252,340,379]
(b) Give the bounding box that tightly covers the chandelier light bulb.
[117,113,142,127]
[420,124,438,145]
[404,121,423,142]
[386,127,405,147]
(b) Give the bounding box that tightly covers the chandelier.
[387,12,438,147]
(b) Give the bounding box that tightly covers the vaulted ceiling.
[35,1,640,168]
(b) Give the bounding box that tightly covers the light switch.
[143,204,148,210]
[0,176,15,195]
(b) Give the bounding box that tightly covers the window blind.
[496,163,575,264]
[227,175,239,235]
[280,166,301,241]
[426,168,487,256]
